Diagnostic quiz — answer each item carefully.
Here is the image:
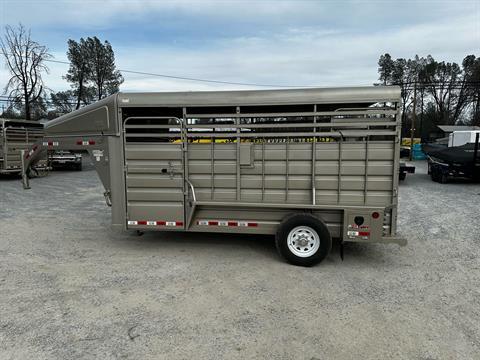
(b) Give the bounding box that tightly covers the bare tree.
[0,24,51,120]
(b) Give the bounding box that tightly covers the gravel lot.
[1,158,479,359]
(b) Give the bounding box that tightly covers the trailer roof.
[117,86,401,107]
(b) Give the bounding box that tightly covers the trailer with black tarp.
[424,135,480,183]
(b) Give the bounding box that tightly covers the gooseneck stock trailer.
[23,86,405,266]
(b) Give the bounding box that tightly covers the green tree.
[462,55,480,126]
[50,90,76,115]
[378,53,394,85]
[64,36,123,108]
[65,39,93,109]
[85,37,123,101]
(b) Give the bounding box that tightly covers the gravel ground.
[0,158,479,359]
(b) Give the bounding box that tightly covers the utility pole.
[409,82,417,161]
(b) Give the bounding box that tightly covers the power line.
[3,52,316,87]
[43,58,310,88]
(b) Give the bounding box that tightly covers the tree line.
[378,53,480,139]
[0,24,123,120]
[1,23,479,138]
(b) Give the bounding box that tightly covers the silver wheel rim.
[287,226,320,258]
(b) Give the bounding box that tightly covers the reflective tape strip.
[76,140,96,145]
[197,220,258,227]
[43,141,59,146]
[128,220,183,227]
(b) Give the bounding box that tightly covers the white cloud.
[113,12,479,92]
[0,1,478,95]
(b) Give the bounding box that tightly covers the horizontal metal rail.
[186,110,397,118]
[125,124,181,129]
[185,121,398,129]
[125,133,182,138]
[185,130,397,138]
[194,200,390,211]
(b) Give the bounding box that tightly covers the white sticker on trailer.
[347,231,359,236]
[92,149,104,162]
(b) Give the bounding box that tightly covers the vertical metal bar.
[3,127,8,170]
[409,82,417,161]
[285,136,290,202]
[391,101,402,236]
[182,108,188,228]
[364,134,369,205]
[337,135,343,204]
[236,106,241,201]
[262,137,265,201]
[312,104,317,205]
[211,135,214,200]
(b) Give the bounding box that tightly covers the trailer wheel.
[439,172,448,184]
[275,214,331,266]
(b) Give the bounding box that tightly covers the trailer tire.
[439,172,448,184]
[275,214,331,267]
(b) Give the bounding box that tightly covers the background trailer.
[23,86,405,266]
[0,119,48,175]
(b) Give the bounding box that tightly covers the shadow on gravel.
[114,229,389,265]
[0,173,22,181]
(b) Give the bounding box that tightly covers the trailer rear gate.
[23,86,404,266]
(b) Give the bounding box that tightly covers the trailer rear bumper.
[344,235,407,246]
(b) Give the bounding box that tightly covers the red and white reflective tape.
[43,141,59,147]
[128,220,183,227]
[347,230,370,237]
[25,145,38,159]
[76,140,96,146]
[197,220,258,227]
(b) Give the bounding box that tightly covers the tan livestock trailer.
[0,118,48,175]
[23,86,406,266]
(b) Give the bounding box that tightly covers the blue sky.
[0,0,479,92]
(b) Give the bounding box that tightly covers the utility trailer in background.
[424,134,480,183]
[23,86,405,266]
[0,119,48,175]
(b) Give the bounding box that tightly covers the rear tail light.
[372,212,380,219]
